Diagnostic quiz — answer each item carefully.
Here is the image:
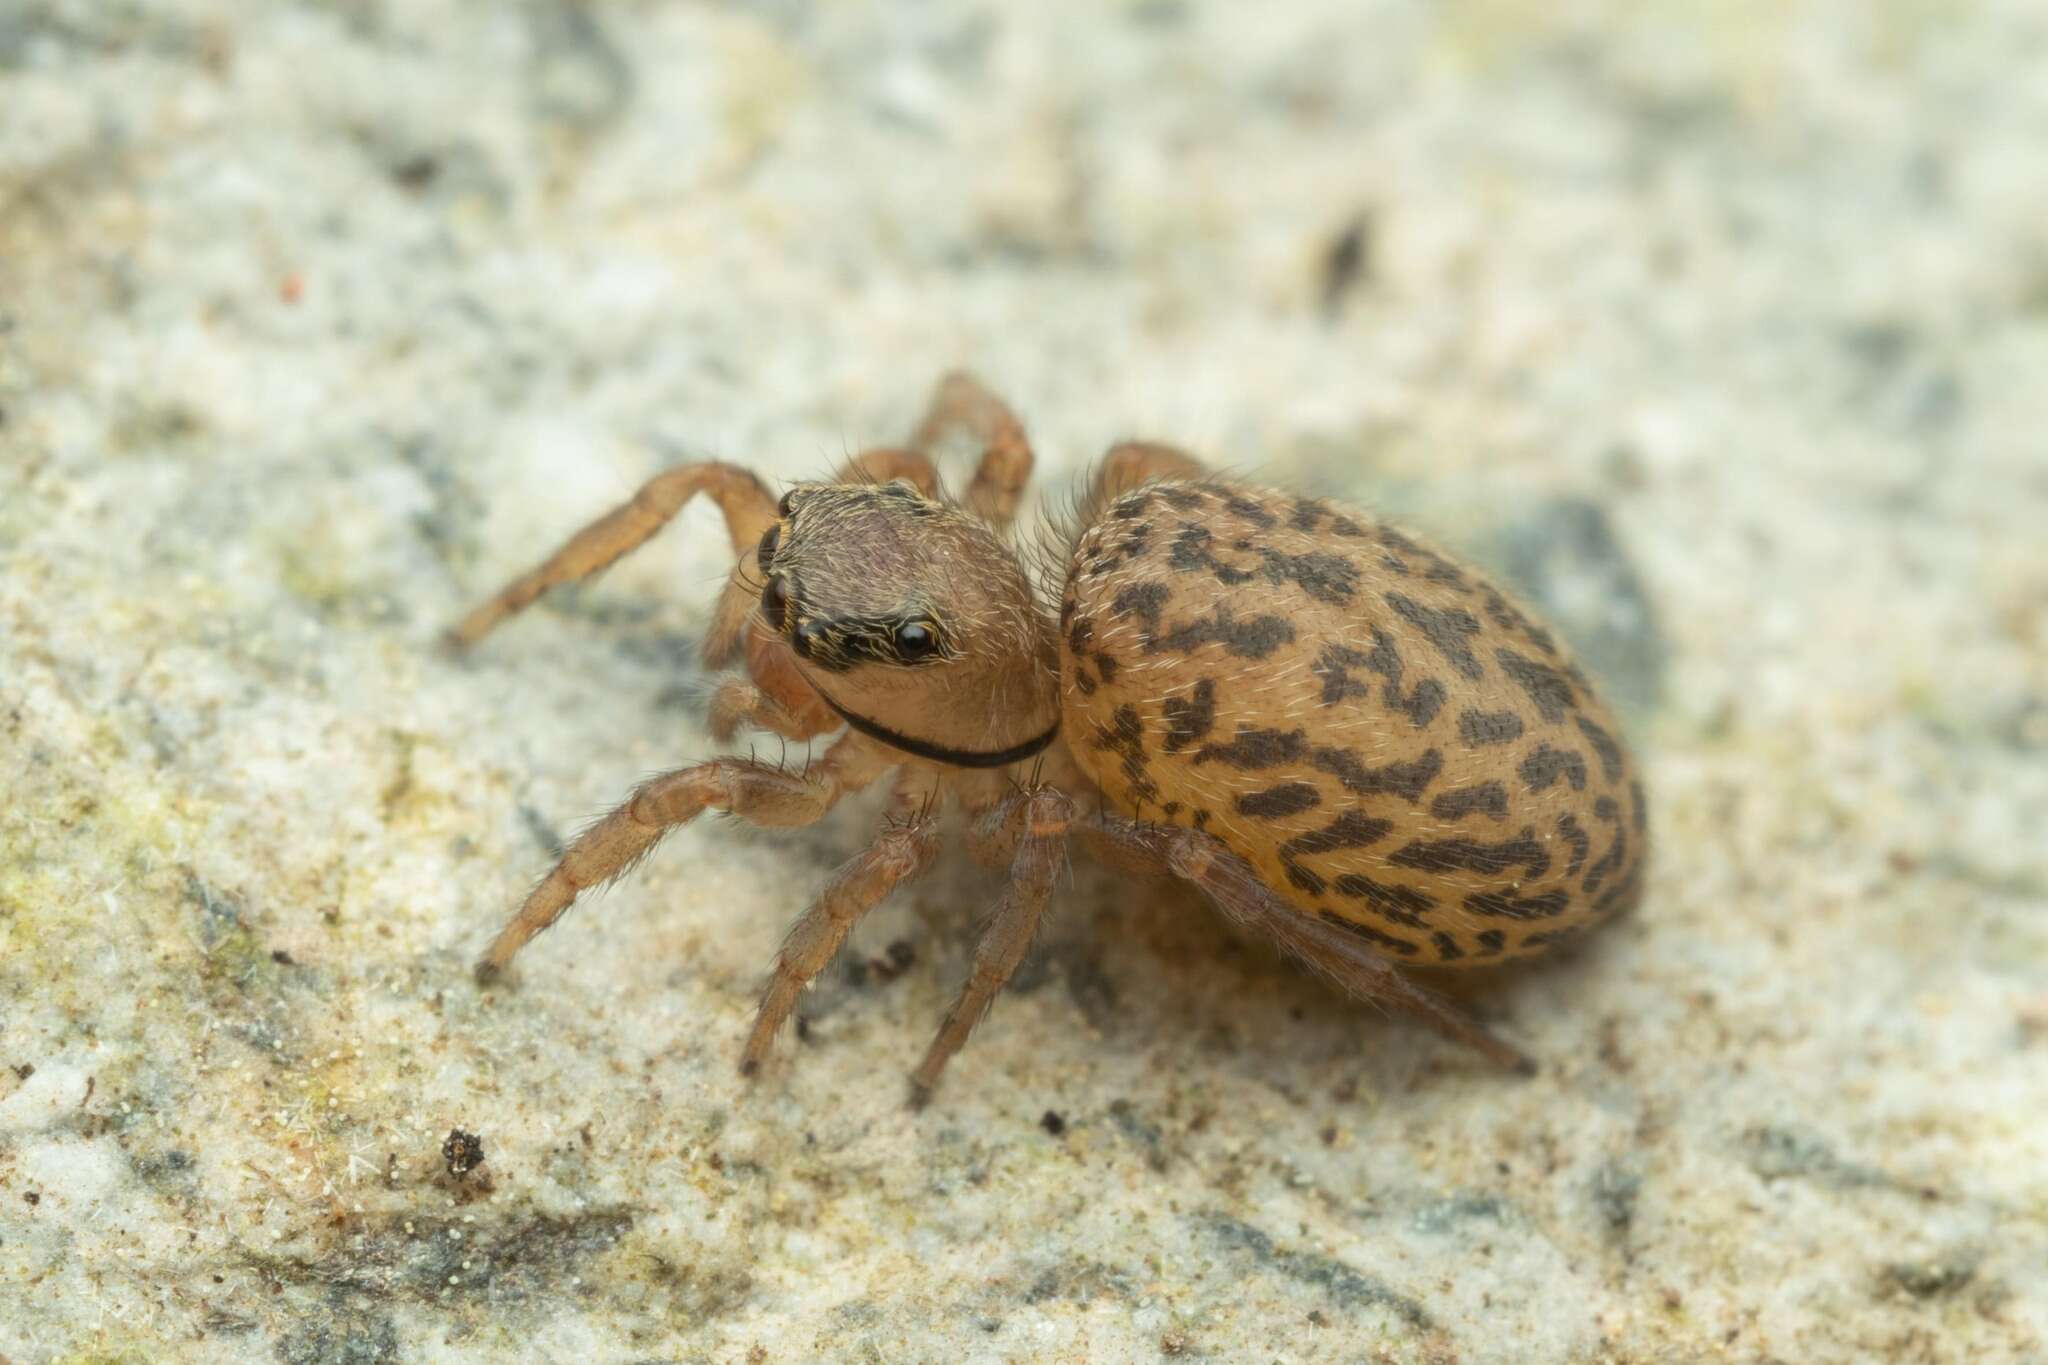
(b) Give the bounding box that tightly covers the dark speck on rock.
[1319,213,1373,319]
[1039,1110,1066,1136]
[1199,1212,1432,1330]
[276,1310,401,1365]
[1591,1160,1642,1236]
[1739,1124,1892,1190]
[527,0,634,131]
[391,153,439,190]
[520,805,565,859]
[442,1128,486,1178]
[1411,1192,1511,1234]
[867,939,917,982]
[1882,1249,1980,1299]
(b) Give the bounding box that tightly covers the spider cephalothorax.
[753,482,1059,768]
[449,372,1644,1097]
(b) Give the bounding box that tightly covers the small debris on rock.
[1039,1110,1066,1136]
[1882,1252,1978,1299]
[868,939,917,982]
[443,1128,486,1179]
[1318,213,1373,319]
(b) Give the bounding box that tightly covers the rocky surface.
[3,2,2046,1361]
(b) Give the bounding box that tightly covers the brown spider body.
[448,374,1644,1096]
[1061,485,1645,968]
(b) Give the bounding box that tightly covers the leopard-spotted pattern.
[1059,481,1646,966]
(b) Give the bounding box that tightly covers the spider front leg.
[910,371,1035,528]
[705,676,815,743]
[448,461,776,650]
[740,769,944,1075]
[474,733,892,983]
[1084,813,1534,1075]
[910,785,1074,1098]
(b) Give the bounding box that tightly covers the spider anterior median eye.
[756,523,780,572]
[761,577,789,630]
[894,620,940,660]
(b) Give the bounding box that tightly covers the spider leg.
[1083,812,1534,1075]
[910,786,1074,1098]
[474,733,892,983]
[448,461,776,649]
[910,370,1035,528]
[740,768,945,1074]
[706,676,813,743]
[1079,441,1210,525]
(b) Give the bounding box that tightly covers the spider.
[450,373,1643,1097]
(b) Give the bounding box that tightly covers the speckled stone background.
[4,2,2046,1362]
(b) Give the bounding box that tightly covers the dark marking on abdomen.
[1224,493,1277,528]
[1319,911,1420,956]
[1278,810,1393,896]
[1518,745,1587,793]
[1290,498,1366,537]
[1428,782,1509,822]
[1387,594,1484,680]
[1110,582,1169,637]
[1235,782,1321,818]
[1314,634,1444,729]
[1169,524,1256,585]
[1496,649,1578,724]
[1161,679,1216,753]
[1465,888,1571,920]
[1575,716,1624,783]
[1194,725,1306,769]
[1332,873,1437,928]
[1583,797,1627,895]
[1091,705,1159,806]
[1156,605,1295,660]
[1377,528,1472,591]
[1387,828,1550,880]
[1558,813,1591,877]
[1257,548,1359,606]
[1482,587,1559,658]
[1458,709,1524,747]
[1310,746,1443,804]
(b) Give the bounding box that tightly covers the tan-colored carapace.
[448,373,1645,1097]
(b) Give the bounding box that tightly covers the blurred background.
[3,3,2045,1362]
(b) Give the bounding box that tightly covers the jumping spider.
[449,373,1644,1097]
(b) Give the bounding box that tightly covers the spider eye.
[756,522,780,573]
[777,489,799,518]
[892,619,941,661]
[761,576,789,631]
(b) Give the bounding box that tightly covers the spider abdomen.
[1058,481,1646,967]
